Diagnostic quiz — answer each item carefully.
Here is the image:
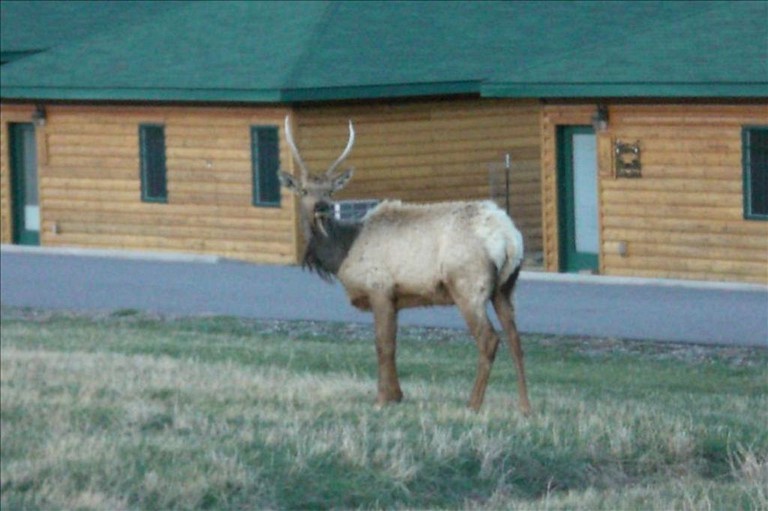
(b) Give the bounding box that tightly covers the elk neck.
[302,208,363,282]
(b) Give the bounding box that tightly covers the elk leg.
[371,295,403,405]
[456,298,500,411]
[492,290,532,416]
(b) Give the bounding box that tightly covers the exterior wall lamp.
[591,104,609,132]
[32,104,47,127]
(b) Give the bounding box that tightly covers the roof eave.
[280,81,481,102]
[0,86,285,103]
[3,82,766,103]
[1,82,481,103]
[481,82,768,99]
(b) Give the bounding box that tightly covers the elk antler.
[284,116,310,183]
[326,120,355,177]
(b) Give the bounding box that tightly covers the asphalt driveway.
[1,246,766,347]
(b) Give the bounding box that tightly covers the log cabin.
[1,1,766,283]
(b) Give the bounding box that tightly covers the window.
[743,127,768,220]
[139,124,167,202]
[251,126,281,206]
[333,200,380,221]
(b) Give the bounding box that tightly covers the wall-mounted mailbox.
[615,140,641,178]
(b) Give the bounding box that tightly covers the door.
[557,126,599,273]
[9,123,40,245]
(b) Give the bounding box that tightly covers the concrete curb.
[519,270,768,293]
[3,244,765,293]
[0,244,221,264]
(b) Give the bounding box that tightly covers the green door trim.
[9,123,40,246]
[557,125,598,273]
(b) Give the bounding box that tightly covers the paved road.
[1,247,766,347]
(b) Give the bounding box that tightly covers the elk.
[278,116,531,413]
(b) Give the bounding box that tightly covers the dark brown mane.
[302,215,362,282]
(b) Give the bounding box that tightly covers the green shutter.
[743,126,768,220]
[139,124,167,203]
[251,126,281,207]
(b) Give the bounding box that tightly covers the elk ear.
[330,168,354,194]
[278,171,302,194]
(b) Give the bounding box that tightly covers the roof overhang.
[481,82,768,99]
[3,82,766,104]
[0,81,482,104]
[281,81,480,102]
[0,86,284,103]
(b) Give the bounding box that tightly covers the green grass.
[1,307,766,510]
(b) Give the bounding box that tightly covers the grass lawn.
[1,307,766,510]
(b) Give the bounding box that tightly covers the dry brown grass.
[1,309,766,510]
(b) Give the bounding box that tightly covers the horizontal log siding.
[542,103,768,284]
[295,99,543,255]
[0,105,37,244]
[2,104,299,263]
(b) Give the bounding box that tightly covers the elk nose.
[314,201,332,216]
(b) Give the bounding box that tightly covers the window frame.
[139,123,168,203]
[742,126,768,221]
[251,125,281,207]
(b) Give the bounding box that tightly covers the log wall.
[1,104,300,263]
[542,103,768,284]
[2,99,542,263]
[295,99,543,256]
[6,99,762,283]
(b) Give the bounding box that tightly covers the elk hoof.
[376,390,404,406]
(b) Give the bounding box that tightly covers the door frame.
[557,125,599,273]
[9,122,40,245]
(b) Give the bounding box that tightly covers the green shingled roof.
[0,1,180,61]
[484,0,768,97]
[1,0,766,102]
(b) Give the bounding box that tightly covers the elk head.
[278,116,355,235]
